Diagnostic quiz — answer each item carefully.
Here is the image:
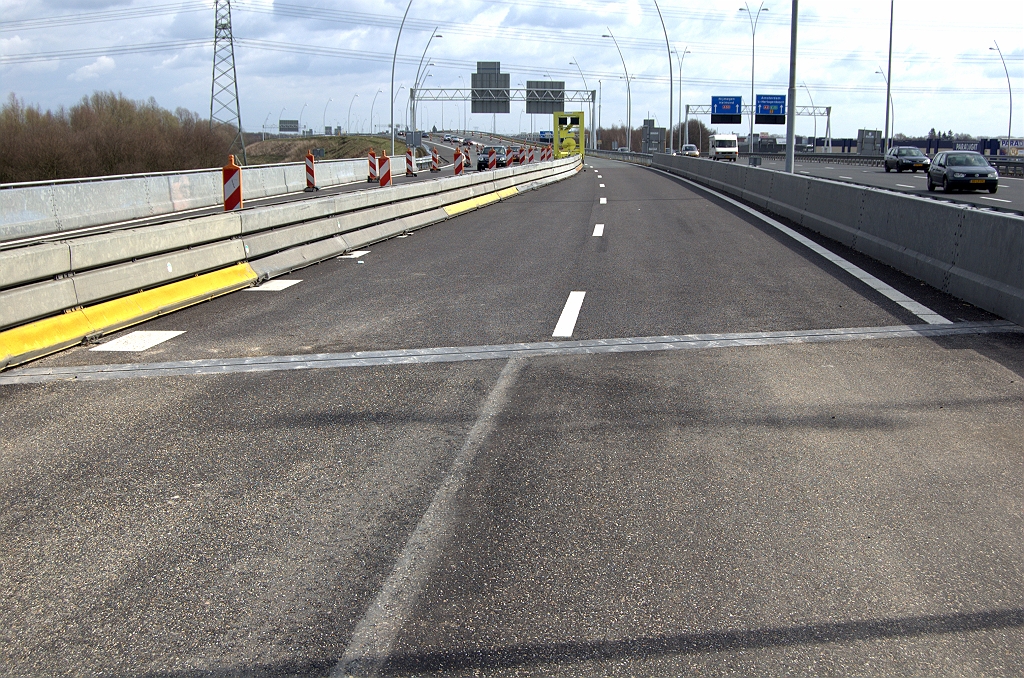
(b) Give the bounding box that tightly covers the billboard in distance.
[755,94,786,125]
[711,97,742,124]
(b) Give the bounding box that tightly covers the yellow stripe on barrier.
[443,191,501,217]
[0,262,256,370]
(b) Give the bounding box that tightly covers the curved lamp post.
[739,2,769,152]
[369,89,383,136]
[875,68,895,146]
[346,94,358,134]
[390,0,414,155]
[298,102,307,133]
[569,58,591,148]
[801,81,816,148]
[674,46,690,145]
[990,41,1013,152]
[322,98,332,134]
[603,29,631,152]
[651,0,673,153]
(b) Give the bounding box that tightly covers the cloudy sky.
[2,0,1021,140]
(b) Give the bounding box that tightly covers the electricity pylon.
[210,0,246,163]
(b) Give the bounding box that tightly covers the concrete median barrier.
[0,156,581,363]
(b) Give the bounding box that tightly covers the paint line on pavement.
[245,279,302,292]
[339,250,371,258]
[3,322,1016,384]
[979,196,1012,203]
[599,197,607,204]
[90,331,185,352]
[652,167,953,324]
[896,184,916,188]
[599,183,605,187]
[593,224,605,237]
[839,176,853,179]
[552,291,586,337]
[333,357,524,678]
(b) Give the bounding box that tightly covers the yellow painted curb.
[496,186,519,200]
[0,262,256,370]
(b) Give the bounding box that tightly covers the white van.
[709,134,739,161]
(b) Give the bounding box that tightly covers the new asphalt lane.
[1,157,1022,676]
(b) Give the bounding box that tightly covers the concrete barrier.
[0,158,366,243]
[650,152,1024,327]
[0,156,581,334]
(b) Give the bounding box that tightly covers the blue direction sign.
[711,96,742,124]
[755,94,786,124]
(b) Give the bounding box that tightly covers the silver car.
[926,151,998,194]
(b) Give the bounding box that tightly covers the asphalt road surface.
[761,158,1024,213]
[2,157,1022,676]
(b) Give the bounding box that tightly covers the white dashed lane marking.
[553,291,586,338]
[245,279,302,291]
[339,250,371,258]
[896,184,916,188]
[599,197,607,204]
[91,331,185,352]
[593,223,604,236]
[599,183,605,187]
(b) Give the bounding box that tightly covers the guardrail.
[593,149,1023,328]
[0,156,582,368]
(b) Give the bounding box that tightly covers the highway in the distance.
[761,157,1023,212]
[1,156,1022,676]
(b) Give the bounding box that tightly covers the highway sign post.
[711,97,742,124]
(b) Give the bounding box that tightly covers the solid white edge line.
[552,291,587,337]
[593,224,605,237]
[651,167,953,325]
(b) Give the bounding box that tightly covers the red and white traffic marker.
[304,151,318,191]
[222,155,242,211]
[518,146,526,164]
[430,146,440,172]
[379,152,392,187]
[488,147,496,170]
[454,148,464,176]
[406,147,416,176]
[528,147,535,163]
[367,149,378,182]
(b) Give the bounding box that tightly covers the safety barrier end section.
[0,262,256,371]
[443,191,501,218]
[496,187,519,200]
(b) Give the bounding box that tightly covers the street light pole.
[411,28,443,142]
[369,89,383,136]
[990,41,1013,153]
[883,0,894,154]
[458,75,467,134]
[346,94,358,134]
[784,0,798,173]
[262,111,271,141]
[298,102,307,133]
[570,58,590,148]
[390,0,413,156]
[740,2,768,154]
[674,46,690,146]
[603,29,631,152]
[651,0,673,153]
[801,81,816,148]
[322,98,332,134]
[876,68,895,146]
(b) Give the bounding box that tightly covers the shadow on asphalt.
[379,608,1024,675]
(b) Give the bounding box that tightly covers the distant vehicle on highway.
[477,146,507,170]
[884,146,930,173]
[709,134,739,161]
[927,151,998,194]
[443,134,452,142]
[508,145,522,164]
[678,144,699,157]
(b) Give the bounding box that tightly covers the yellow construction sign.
[553,111,585,160]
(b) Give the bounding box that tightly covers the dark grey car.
[883,146,930,173]
[927,151,998,194]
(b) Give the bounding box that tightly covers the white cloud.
[68,56,115,81]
